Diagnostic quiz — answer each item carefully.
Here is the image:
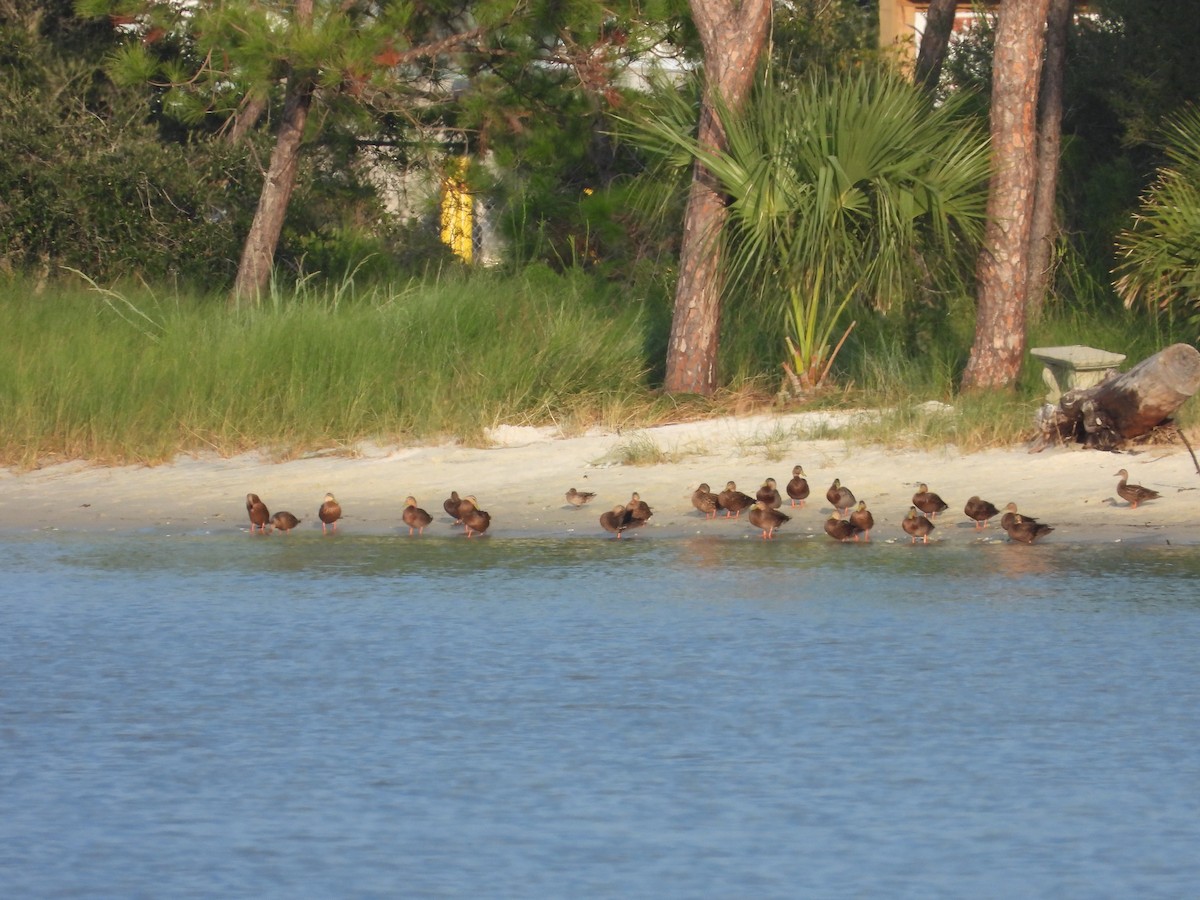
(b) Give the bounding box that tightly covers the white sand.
[2,411,1196,544]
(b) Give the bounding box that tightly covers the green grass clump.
[599,433,671,466]
[734,422,801,461]
[0,269,664,467]
[842,394,1035,452]
[593,431,712,467]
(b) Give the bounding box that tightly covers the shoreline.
[2,412,1197,545]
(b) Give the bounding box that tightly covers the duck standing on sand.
[964,496,1000,531]
[912,483,949,519]
[270,511,300,534]
[749,501,790,540]
[902,507,935,544]
[756,478,783,510]
[691,483,720,519]
[1114,469,1161,509]
[318,492,342,535]
[402,496,433,536]
[824,514,857,542]
[999,502,1038,531]
[461,496,491,537]
[826,479,856,517]
[620,495,652,536]
[718,481,755,519]
[246,493,270,534]
[566,487,596,508]
[454,493,480,529]
[600,505,630,539]
[626,491,653,525]
[444,490,464,523]
[786,465,810,508]
[1003,512,1055,544]
[849,500,874,542]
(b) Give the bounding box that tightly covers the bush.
[1114,106,1200,328]
[0,71,262,285]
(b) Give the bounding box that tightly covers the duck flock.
[244,466,1161,545]
[244,489,491,538]
[686,464,1159,544]
[633,467,1061,545]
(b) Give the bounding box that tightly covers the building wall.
[879,1,1001,60]
[880,1,1091,59]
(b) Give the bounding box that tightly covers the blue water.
[2,532,1199,898]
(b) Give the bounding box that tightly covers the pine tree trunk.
[962,0,1052,390]
[1025,0,1072,319]
[230,0,314,305]
[914,0,959,92]
[666,105,732,395]
[664,0,771,395]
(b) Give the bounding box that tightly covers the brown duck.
[756,478,783,510]
[565,487,596,508]
[749,501,791,540]
[912,483,949,519]
[246,493,270,534]
[848,500,874,542]
[318,492,342,535]
[1115,469,1160,509]
[964,496,1000,531]
[269,511,300,534]
[824,514,857,542]
[451,493,473,518]
[600,504,630,539]
[626,492,653,525]
[444,490,464,523]
[461,496,491,537]
[786,465,810,508]
[718,481,755,519]
[454,493,479,528]
[902,506,935,544]
[402,496,433,536]
[1003,512,1055,544]
[691,483,720,519]
[826,479,856,516]
[999,502,1040,532]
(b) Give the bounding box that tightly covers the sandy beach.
[2,411,1196,544]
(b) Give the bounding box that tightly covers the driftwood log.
[1033,342,1200,451]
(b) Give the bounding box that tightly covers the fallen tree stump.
[1032,342,1200,451]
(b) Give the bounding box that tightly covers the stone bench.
[1030,345,1127,402]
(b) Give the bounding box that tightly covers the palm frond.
[619,66,990,388]
[1114,106,1200,313]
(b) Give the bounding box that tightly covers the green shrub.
[1114,106,1200,329]
[0,77,260,284]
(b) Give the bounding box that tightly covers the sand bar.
[2,412,1196,544]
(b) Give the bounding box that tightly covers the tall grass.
[2,267,1192,467]
[0,268,672,467]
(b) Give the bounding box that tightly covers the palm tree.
[1114,106,1200,319]
[630,68,991,390]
